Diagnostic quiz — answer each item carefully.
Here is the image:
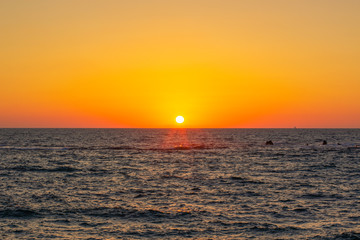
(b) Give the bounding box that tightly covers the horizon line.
[1,127,359,129]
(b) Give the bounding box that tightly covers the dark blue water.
[0,129,360,239]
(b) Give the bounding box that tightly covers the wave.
[4,166,79,173]
[319,231,360,240]
[148,144,228,151]
[1,143,360,152]
[230,176,265,184]
[250,223,303,233]
[212,221,303,233]
[0,144,228,151]
[0,205,193,220]
[301,192,343,199]
[0,146,74,151]
[67,206,194,220]
[0,208,40,218]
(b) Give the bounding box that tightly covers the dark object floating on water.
[322,140,327,145]
[266,141,274,145]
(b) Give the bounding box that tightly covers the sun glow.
[176,116,184,124]
[1,1,360,128]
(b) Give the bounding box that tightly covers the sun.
[176,116,184,124]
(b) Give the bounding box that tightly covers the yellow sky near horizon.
[1,0,360,127]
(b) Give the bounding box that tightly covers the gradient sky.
[1,0,359,128]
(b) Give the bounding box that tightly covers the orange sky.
[1,0,359,128]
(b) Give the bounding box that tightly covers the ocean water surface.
[0,128,359,239]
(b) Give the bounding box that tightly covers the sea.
[0,128,359,239]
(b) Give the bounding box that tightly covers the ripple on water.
[0,129,360,239]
